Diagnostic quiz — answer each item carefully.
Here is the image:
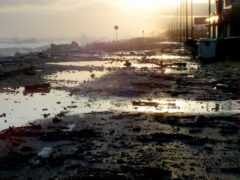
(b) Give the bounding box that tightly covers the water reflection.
[147,55,186,60]
[0,88,132,131]
[47,61,110,67]
[45,70,107,87]
[1,52,240,132]
[1,86,240,131]
[132,99,240,115]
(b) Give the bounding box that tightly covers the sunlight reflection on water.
[0,88,131,131]
[1,53,240,131]
[133,99,240,115]
[1,87,240,131]
[44,70,108,87]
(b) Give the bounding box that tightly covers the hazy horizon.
[0,0,213,41]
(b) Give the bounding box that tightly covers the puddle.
[1,86,240,131]
[1,51,240,131]
[164,62,200,74]
[47,61,110,67]
[49,60,158,69]
[47,56,195,74]
[44,61,162,89]
[103,55,143,61]
[132,99,240,115]
[0,88,132,131]
[147,55,187,60]
[45,70,108,87]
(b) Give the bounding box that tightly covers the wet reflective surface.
[0,88,133,131]
[0,44,240,179]
[45,70,107,87]
[1,49,240,130]
[0,55,240,130]
[2,87,240,131]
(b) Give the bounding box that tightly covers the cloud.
[0,0,212,39]
[0,0,101,8]
[0,0,103,12]
[0,0,52,6]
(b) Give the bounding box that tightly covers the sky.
[0,0,211,42]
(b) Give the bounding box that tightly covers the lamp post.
[114,25,119,42]
[191,0,194,39]
[181,0,184,42]
[208,0,211,38]
[180,1,182,41]
[186,0,189,42]
[177,8,179,41]
[216,0,223,38]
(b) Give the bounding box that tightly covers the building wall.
[232,0,240,7]
[224,0,240,8]
[225,0,232,7]
[222,0,240,37]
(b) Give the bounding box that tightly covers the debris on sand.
[28,122,42,129]
[38,147,52,158]
[25,83,50,91]
[124,60,131,68]
[63,124,76,132]
[57,111,69,117]
[52,117,62,123]
[0,88,15,93]
[0,113,6,118]
[67,106,78,109]
[132,101,159,107]
[24,83,50,94]
[43,113,50,118]
[90,73,95,79]
[1,42,240,179]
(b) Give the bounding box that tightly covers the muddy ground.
[0,44,240,179]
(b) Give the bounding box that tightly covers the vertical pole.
[186,0,189,42]
[180,1,182,42]
[191,0,194,39]
[183,1,185,41]
[177,8,179,41]
[173,16,175,40]
[209,0,211,38]
[182,0,184,42]
[116,30,118,42]
[218,0,223,38]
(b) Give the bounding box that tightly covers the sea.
[0,38,71,57]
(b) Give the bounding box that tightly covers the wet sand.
[0,44,240,179]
